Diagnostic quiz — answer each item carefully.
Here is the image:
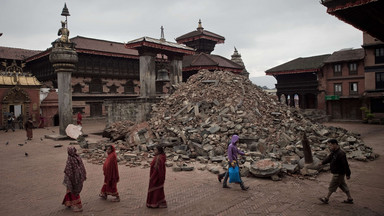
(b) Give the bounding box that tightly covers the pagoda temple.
[176,20,245,81]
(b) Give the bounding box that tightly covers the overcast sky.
[0,0,363,78]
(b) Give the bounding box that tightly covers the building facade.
[265,54,331,110]
[362,33,384,120]
[321,48,365,120]
[26,36,141,118]
[267,38,384,121]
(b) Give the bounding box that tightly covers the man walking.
[319,139,353,204]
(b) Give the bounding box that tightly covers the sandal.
[99,193,107,200]
[72,206,83,212]
[111,197,120,202]
[319,197,329,204]
[342,199,354,204]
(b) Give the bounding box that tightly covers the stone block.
[123,153,137,160]
[282,164,299,174]
[250,159,282,177]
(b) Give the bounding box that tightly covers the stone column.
[290,94,295,107]
[49,42,78,135]
[169,56,183,85]
[139,52,156,98]
[301,94,306,109]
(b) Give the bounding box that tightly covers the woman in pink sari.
[62,147,87,212]
[99,145,120,202]
[146,146,167,208]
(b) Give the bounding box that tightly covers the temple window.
[108,84,118,93]
[89,78,103,93]
[73,83,83,93]
[124,80,135,94]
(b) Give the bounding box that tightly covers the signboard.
[325,95,340,100]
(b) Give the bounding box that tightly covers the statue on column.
[58,21,70,43]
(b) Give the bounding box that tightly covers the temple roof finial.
[160,25,165,42]
[197,19,204,31]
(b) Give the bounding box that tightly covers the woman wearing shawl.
[62,147,87,212]
[225,135,249,190]
[24,117,34,140]
[99,145,120,202]
[146,146,167,208]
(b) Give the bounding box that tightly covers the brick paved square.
[0,120,383,216]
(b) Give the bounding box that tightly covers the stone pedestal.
[49,42,78,135]
[139,53,156,98]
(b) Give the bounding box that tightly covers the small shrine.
[0,60,41,128]
[124,26,195,98]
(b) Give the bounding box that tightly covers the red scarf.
[103,146,119,183]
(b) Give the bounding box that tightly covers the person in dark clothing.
[17,114,24,129]
[319,139,353,204]
[5,113,15,132]
[24,117,34,140]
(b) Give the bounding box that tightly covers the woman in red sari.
[76,112,82,125]
[100,145,120,202]
[62,147,87,212]
[146,146,167,208]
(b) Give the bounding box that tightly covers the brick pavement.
[0,120,383,216]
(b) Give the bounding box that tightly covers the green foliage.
[360,106,375,121]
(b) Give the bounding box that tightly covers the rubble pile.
[81,70,378,179]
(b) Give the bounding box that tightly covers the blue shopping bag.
[228,166,241,183]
